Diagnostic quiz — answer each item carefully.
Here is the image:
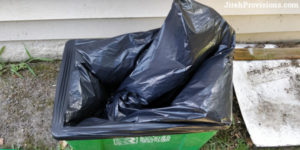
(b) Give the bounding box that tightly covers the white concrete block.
[233,60,300,147]
[0,40,66,62]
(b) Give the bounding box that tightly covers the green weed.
[0,46,53,78]
[235,139,249,150]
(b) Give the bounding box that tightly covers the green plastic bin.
[68,131,216,150]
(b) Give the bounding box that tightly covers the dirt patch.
[0,61,60,149]
[275,42,300,48]
[255,100,300,130]
[247,62,290,76]
[238,42,300,48]
[291,60,300,68]
[289,74,300,100]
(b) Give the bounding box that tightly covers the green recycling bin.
[67,131,216,150]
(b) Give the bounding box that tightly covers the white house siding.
[0,0,299,61]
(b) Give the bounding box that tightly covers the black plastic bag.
[64,30,159,124]
[52,0,235,140]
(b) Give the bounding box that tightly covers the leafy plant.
[0,46,53,78]
[235,139,249,150]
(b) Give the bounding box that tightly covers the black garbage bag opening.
[52,0,235,140]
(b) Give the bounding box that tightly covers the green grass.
[236,139,249,150]
[201,96,251,150]
[201,96,300,150]
[202,131,249,150]
[0,46,53,78]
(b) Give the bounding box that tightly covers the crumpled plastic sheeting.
[106,0,234,122]
[64,51,108,124]
[52,0,235,139]
[64,30,159,124]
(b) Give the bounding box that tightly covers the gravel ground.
[0,61,60,149]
